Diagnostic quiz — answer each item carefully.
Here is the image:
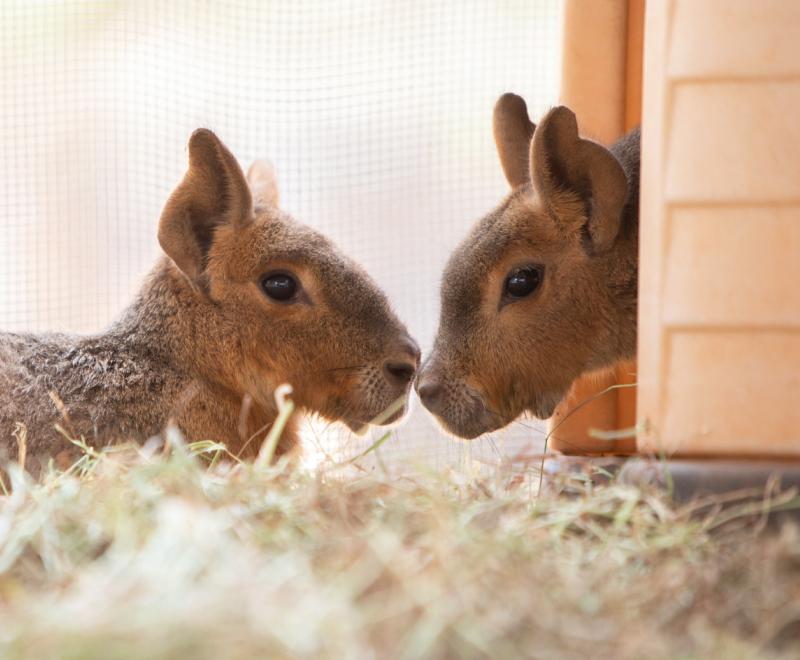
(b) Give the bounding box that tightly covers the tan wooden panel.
[646,331,800,455]
[669,0,800,79]
[638,0,800,457]
[663,206,800,327]
[624,0,645,129]
[637,0,671,456]
[560,0,628,143]
[548,368,636,456]
[666,82,800,203]
[615,359,637,430]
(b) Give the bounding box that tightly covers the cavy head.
[159,129,419,430]
[417,94,633,438]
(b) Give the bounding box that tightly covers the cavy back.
[0,329,181,469]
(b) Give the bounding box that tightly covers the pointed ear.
[529,106,628,253]
[493,93,536,188]
[158,129,253,281]
[246,159,280,210]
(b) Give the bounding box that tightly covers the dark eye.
[260,273,298,302]
[504,266,542,299]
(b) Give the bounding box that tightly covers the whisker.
[480,403,547,437]
[318,364,368,374]
[509,418,548,435]
[236,421,272,459]
[487,435,502,459]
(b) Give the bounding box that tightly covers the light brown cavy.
[0,129,419,472]
[417,94,639,438]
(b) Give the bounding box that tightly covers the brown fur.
[417,94,639,439]
[0,129,419,473]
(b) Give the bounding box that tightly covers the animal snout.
[415,361,503,438]
[415,358,445,414]
[382,334,421,389]
[416,378,443,414]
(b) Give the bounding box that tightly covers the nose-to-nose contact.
[416,377,443,414]
[382,335,421,389]
[415,358,445,414]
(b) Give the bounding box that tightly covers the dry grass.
[1,432,799,660]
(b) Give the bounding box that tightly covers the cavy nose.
[415,362,444,414]
[382,334,420,389]
[416,377,443,414]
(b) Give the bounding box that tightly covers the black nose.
[416,378,444,414]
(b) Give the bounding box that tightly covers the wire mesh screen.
[0,0,561,471]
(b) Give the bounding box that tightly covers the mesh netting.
[0,0,561,471]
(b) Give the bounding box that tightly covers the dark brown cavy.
[417,94,639,438]
[0,129,418,472]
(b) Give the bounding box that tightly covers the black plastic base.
[541,455,800,522]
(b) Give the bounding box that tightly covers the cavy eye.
[260,272,298,302]
[504,266,543,299]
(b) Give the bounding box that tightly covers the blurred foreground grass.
[1,434,799,660]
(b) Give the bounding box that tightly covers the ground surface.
[1,435,799,660]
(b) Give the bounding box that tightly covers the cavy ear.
[493,93,536,188]
[158,129,253,281]
[529,106,628,253]
[246,159,280,210]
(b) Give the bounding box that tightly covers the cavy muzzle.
[345,333,420,431]
[415,358,503,439]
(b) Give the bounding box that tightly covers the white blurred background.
[0,0,561,471]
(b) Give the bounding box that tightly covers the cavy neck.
[110,258,242,395]
[606,126,641,362]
